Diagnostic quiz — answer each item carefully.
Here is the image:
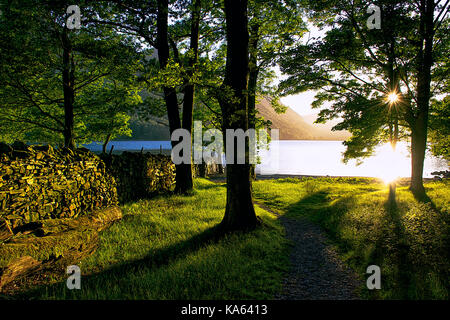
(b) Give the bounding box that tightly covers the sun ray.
[386,92,399,105]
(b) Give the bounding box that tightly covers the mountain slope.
[302,113,351,141]
[256,97,350,140]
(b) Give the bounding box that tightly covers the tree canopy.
[278,0,449,194]
[0,0,142,146]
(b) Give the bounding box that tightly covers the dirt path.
[256,201,363,300]
[275,216,361,299]
[207,176,363,299]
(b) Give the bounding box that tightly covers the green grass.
[6,177,449,300]
[253,177,450,300]
[14,178,289,300]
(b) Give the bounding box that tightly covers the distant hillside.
[302,114,351,141]
[256,97,350,140]
[117,117,170,141]
[120,97,351,141]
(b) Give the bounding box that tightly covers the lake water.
[84,140,448,179]
[85,140,172,153]
[256,140,447,180]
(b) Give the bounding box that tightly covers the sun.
[379,171,399,185]
[387,92,399,105]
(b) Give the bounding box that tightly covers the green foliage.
[0,0,142,146]
[279,0,449,163]
[180,0,307,131]
[429,97,450,161]
[248,0,307,89]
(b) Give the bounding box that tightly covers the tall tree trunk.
[62,28,75,149]
[156,0,186,193]
[248,23,260,181]
[176,0,202,193]
[387,38,398,202]
[102,133,112,154]
[411,0,435,196]
[411,122,427,195]
[219,0,258,232]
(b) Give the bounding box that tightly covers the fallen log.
[0,206,122,292]
[0,256,41,290]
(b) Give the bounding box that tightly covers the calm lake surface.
[84,140,448,179]
[85,140,172,153]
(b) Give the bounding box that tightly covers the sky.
[280,92,319,116]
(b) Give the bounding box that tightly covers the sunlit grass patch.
[253,178,449,300]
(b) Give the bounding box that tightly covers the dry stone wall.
[100,152,176,203]
[0,142,118,229]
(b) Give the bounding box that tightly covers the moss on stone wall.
[0,143,118,228]
[100,152,176,203]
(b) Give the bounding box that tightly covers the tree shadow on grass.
[194,181,226,191]
[255,182,448,299]
[270,188,430,299]
[366,190,447,299]
[10,223,227,300]
[382,198,410,299]
[283,191,332,217]
[411,187,439,211]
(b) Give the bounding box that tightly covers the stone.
[0,218,13,242]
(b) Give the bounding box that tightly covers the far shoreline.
[208,174,440,183]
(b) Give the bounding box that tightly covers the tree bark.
[157,0,203,194]
[156,0,187,193]
[62,28,76,149]
[410,0,435,197]
[102,133,112,154]
[248,23,260,181]
[176,0,202,193]
[156,2,182,135]
[219,0,258,232]
[411,123,427,195]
